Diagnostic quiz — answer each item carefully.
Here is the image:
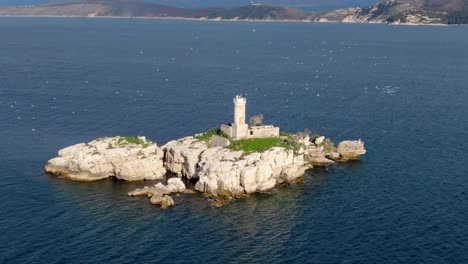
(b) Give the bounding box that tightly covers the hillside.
[0,0,382,10]
[314,0,468,24]
[0,0,467,24]
[203,5,309,20]
[147,0,381,10]
[0,0,306,20]
[0,0,214,17]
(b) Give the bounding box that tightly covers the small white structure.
[221,96,280,140]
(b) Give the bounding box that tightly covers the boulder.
[306,156,335,166]
[45,137,166,181]
[167,177,186,192]
[304,145,335,166]
[315,136,325,145]
[128,179,186,197]
[153,182,172,194]
[127,186,156,197]
[150,195,174,209]
[208,135,231,148]
[336,140,366,160]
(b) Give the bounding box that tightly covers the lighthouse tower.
[220,95,280,140]
[232,95,248,139]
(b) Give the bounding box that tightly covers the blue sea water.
[0,18,467,263]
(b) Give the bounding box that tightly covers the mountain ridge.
[0,0,467,24]
[316,0,468,24]
[0,0,382,10]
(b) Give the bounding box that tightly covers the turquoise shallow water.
[0,18,467,263]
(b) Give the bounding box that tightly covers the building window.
[250,131,253,135]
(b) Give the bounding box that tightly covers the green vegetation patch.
[229,137,289,153]
[196,128,230,142]
[117,136,151,148]
[279,131,293,138]
[387,13,408,23]
[447,11,468,24]
[322,138,335,153]
[311,133,321,140]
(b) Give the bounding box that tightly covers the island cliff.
[45,96,366,208]
[313,0,468,25]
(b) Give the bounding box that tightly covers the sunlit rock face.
[45,137,166,181]
[194,147,307,196]
[162,137,208,179]
[46,132,366,207]
[336,140,367,160]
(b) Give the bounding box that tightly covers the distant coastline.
[1,0,468,26]
[0,14,455,27]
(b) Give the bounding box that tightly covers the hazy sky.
[0,0,382,10]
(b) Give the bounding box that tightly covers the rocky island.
[46,96,366,208]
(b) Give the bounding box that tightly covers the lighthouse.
[220,95,280,140]
[232,95,248,139]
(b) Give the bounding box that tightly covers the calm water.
[0,18,467,263]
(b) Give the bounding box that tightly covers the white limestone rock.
[162,137,208,179]
[195,147,307,196]
[315,136,325,145]
[45,137,166,181]
[163,137,307,196]
[243,152,262,166]
[150,195,174,209]
[336,140,366,160]
[304,145,335,166]
[153,182,172,194]
[239,166,257,194]
[48,131,366,208]
[167,177,186,192]
[127,186,157,197]
[128,179,186,197]
[277,164,309,184]
[209,135,231,148]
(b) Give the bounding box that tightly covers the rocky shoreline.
[45,133,366,208]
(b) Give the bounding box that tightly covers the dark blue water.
[1,18,467,263]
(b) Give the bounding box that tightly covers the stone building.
[221,95,280,140]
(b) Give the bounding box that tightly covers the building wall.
[221,124,279,139]
[221,124,233,138]
[233,124,248,139]
[246,126,280,138]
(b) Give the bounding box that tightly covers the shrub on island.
[196,128,230,142]
[117,136,152,148]
[229,137,289,153]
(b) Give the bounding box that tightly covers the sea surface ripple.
[0,18,467,263]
